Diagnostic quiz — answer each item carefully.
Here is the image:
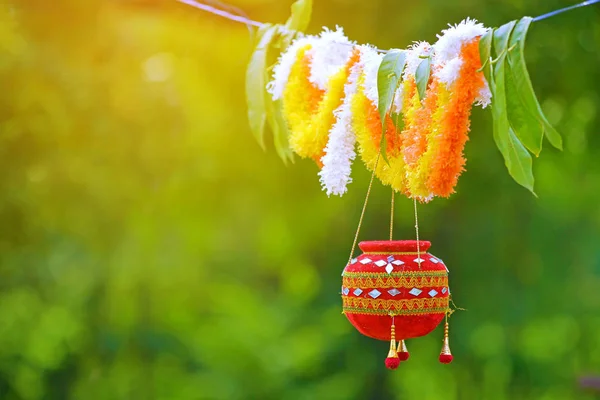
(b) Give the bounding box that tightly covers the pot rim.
[358,240,431,253]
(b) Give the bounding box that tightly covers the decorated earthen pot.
[341,240,453,368]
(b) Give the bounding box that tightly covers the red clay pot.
[342,240,450,341]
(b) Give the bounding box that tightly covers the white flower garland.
[319,46,375,196]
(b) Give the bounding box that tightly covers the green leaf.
[415,56,431,102]
[504,57,543,156]
[245,24,277,150]
[279,28,299,50]
[491,22,535,195]
[379,132,390,165]
[391,111,404,133]
[478,28,494,87]
[285,0,312,32]
[541,112,562,150]
[377,50,406,164]
[494,126,536,195]
[377,50,407,128]
[492,20,516,57]
[266,97,294,164]
[507,17,562,150]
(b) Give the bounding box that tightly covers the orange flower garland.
[352,74,386,178]
[402,77,440,201]
[425,38,485,197]
[353,74,408,194]
[415,83,451,197]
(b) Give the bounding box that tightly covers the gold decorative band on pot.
[343,274,448,289]
[342,296,450,316]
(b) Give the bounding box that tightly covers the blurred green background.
[1,0,600,399]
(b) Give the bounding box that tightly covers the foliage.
[1,0,600,399]
[377,50,406,128]
[246,24,276,150]
[245,0,312,163]
[377,49,406,163]
[483,18,563,194]
[415,56,431,103]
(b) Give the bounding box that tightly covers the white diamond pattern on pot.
[385,263,394,274]
[388,288,400,296]
[360,258,372,264]
[374,260,387,267]
[409,288,422,296]
[368,289,381,299]
[428,289,438,297]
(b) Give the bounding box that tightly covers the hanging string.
[177,0,386,52]
[177,0,600,35]
[389,190,395,241]
[413,198,422,268]
[346,154,381,265]
[177,0,262,27]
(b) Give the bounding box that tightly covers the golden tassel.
[385,323,400,369]
[438,319,453,364]
[398,339,409,361]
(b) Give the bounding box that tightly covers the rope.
[389,190,395,241]
[178,0,600,32]
[532,0,600,22]
[413,198,422,268]
[347,154,380,265]
[177,0,262,27]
